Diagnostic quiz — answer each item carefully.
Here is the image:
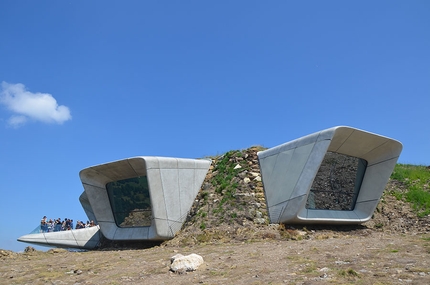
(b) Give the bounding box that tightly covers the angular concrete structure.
[18,156,211,249]
[17,226,101,250]
[79,156,212,241]
[257,126,402,225]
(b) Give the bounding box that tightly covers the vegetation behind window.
[306,152,367,211]
[106,176,152,227]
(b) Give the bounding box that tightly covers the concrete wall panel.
[258,152,281,202]
[302,209,361,223]
[113,227,150,240]
[279,195,307,222]
[82,184,114,222]
[328,126,354,151]
[168,221,183,236]
[128,157,147,175]
[147,168,168,221]
[336,130,388,158]
[154,217,170,238]
[288,140,330,201]
[178,168,196,218]
[267,202,287,223]
[161,168,181,221]
[79,192,97,223]
[79,168,112,188]
[362,140,403,165]
[354,200,380,221]
[97,221,117,239]
[178,158,197,169]
[264,149,296,205]
[157,157,179,169]
[356,158,399,203]
[143,156,160,169]
[93,160,137,182]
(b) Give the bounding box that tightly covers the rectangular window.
[306,152,367,211]
[106,176,152,227]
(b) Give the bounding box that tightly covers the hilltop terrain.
[1,147,430,284]
[166,146,430,246]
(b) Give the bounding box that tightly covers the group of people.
[40,216,96,233]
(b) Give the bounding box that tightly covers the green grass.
[338,268,359,278]
[390,164,430,217]
[200,222,206,230]
[210,150,249,215]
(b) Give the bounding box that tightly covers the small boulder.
[170,253,204,272]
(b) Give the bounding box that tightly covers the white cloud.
[8,115,27,128]
[0,82,72,127]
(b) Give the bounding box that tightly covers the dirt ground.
[1,229,430,285]
[1,148,429,284]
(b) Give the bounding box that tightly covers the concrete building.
[257,126,402,224]
[18,126,403,249]
[18,156,211,249]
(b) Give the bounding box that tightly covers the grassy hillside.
[389,164,430,217]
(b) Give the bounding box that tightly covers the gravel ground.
[1,230,430,285]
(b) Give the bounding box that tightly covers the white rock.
[170,253,204,272]
[254,218,266,224]
[170,253,184,263]
[234,164,242,169]
[244,177,251,183]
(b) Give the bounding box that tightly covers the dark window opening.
[106,176,152,227]
[306,152,367,211]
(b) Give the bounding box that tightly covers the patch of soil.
[2,233,430,284]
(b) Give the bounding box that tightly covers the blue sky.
[1,1,429,252]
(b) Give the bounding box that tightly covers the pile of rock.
[0,249,17,259]
[165,146,290,246]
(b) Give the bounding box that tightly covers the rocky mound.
[164,146,430,246]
